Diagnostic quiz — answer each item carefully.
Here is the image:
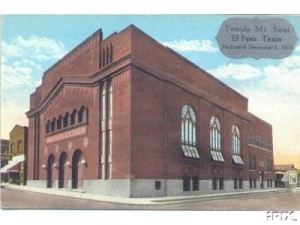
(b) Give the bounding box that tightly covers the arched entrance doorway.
[58,152,67,188]
[71,149,85,189]
[47,154,55,188]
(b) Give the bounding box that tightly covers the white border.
[0,0,298,14]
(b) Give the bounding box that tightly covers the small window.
[155,181,161,190]
[219,177,224,190]
[212,177,218,190]
[183,176,191,191]
[234,178,238,189]
[249,178,253,189]
[192,176,199,191]
[239,179,243,189]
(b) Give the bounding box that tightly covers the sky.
[1,15,300,168]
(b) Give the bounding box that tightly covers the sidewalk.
[1,183,292,205]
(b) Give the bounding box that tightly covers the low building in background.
[26,25,275,197]
[0,125,28,185]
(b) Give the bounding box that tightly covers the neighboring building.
[274,164,297,188]
[26,25,274,197]
[1,139,10,167]
[0,125,28,185]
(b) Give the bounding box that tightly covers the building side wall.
[130,27,248,112]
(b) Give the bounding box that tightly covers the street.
[1,186,300,210]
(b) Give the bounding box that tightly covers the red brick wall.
[38,85,100,180]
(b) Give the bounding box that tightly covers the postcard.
[1,13,299,224]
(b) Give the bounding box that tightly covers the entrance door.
[58,152,67,188]
[71,150,83,189]
[47,155,55,188]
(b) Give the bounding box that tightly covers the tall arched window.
[210,116,224,162]
[231,125,244,165]
[181,105,199,159]
[210,116,221,151]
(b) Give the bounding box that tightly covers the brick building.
[26,25,274,197]
[0,126,28,184]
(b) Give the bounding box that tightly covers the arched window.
[210,116,221,151]
[181,105,199,159]
[232,125,240,154]
[231,125,243,165]
[78,106,86,123]
[63,112,69,128]
[57,115,62,130]
[181,105,196,145]
[51,118,56,132]
[70,109,77,126]
[210,116,224,162]
[45,120,50,134]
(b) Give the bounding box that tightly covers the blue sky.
[1,15,300,166]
